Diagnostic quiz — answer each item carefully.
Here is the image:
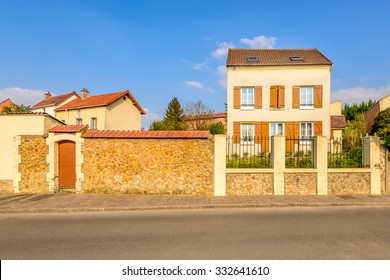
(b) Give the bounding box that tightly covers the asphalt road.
[0,207,389,259]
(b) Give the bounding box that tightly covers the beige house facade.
[31,91,79,117]
[226,48,333,150]
[55,89,146,130]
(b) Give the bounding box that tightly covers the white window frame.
[90,117,97,130]
[241,123,254,144]
[300,122,314,145]
[300,86,314,109]
[241,87,254,110]
[270,123,285,136]
[76,118,82,125]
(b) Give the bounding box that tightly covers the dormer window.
[247,57,258,62]
[290,56,303,62]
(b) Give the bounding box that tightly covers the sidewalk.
[1,192,390,214]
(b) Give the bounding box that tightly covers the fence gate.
[58,140,76,188]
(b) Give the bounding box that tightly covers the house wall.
[55,107,106,129]
[0,115,60,185]
[330,100,342,115]
[227,64,332,137]
[364,102,380,134]
[32,95,78,117]
[105,96,142,130]
[82,138,214,195]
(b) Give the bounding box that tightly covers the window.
[270,85,285,109]
[300,87,314,109]
[90,117,97,130]
[270,123,284,136]
[241,123,254,144]
[301,122,313,138]
[241,87,254,110]
[76,118,82,125]
[247,56,258,62]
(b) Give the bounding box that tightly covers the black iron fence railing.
[226,137,271,168]
[328,137,363,168]
[285,137,315,168]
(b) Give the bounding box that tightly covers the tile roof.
[331,115,347,129]
[226,48,333,66]
[31,92,78,109]
[82,130,210,139]
[0,98,15,111]
[47,125,88,133]
[185,112,226,121]
[55,90,146,114]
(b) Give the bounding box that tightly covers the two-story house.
[55,89,146,130]
[31,91,79,116]
[226,48,333,151]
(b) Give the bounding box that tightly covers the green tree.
[150,97,187,130]
[209,122,226,135]
[342,99,376,122]
[343,113,366,148]
[1,104,32,113]
[371,108,390,149]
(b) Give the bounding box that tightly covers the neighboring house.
[0,98,16,111]
[185,112,227,130]
[31,91,79,117]
[330,100,346,139]
[364,94,390,134]
[55,89,146,130]
[226,48,333,151]
[0,113,64,192]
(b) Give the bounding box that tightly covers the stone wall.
[82,138,214,195]
[380,144,387,194]
[19,135,49,193]
[0,180,13,193]
[284,172,317,195]
[328,172,370,195]
[226,173,273,195]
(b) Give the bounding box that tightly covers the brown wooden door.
[58,140,76,188]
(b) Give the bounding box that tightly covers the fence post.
[316,136,328,195]
[214,134,226,196]
[363,136,381,194]
[272,135,285,195]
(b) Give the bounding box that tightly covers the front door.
[58,140,76,188]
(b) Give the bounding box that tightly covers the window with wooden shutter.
[254,86,262,109]
[234,86,241,109]
[314,121,323,136]
[233,122,240,144]
[261,122,269,152]
[278,85,285,108]
[270,86,277,108]
[314,85,323,108]
[292,86,300,109]
[285,122,299,152]
[255,122,262,144]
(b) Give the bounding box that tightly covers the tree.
[184,101,214,130]
[1,104,32,113]
[150,97,187,131]
[342,99,376,122]
[371,108,390,149]
[209,122,226,135]
[343,113,366,148]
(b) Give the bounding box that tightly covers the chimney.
[44,91,51,100]
[81,88,89,100]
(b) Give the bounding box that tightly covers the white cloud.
[216,65,227,88]
[141,108,163,130]
[212,42,235,59]
[331,85,390,105]
[192,60,208,70]
[185,80,204,89]
[240,35,277,49]
[0,87,46,106]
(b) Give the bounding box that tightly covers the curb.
[1,202,390,214]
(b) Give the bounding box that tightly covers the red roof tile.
[32,92,78,109]
[330,115,347,129]
[82,130,210,139]
[48,125,88,133]
[227,48,332,66]
[55,90,146,114]
[0,98,15,111]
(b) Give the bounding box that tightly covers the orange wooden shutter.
[234,86,241,109]
[255,122,262,144]
[254,86,262,109]
[233,122,240,143]
[314,85,323,108]
[270,85,277,108]
[292,86,300,109]
[261,122,269,152]
[285,122,299,152]
[278,85,285,108]
[314,121,323,136]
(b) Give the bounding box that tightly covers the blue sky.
[1,0,390,128]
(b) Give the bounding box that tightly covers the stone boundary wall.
[226,172,273,195]
[0,180,13,192]
[284,172,317,195]
[82,138,214,195]
[18,135,49,193]
[328,172,370,195]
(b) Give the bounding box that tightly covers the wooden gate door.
[58,140,76,188]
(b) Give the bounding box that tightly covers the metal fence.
[328,137,363,168]
[285,137,315,168]
[226,137,272,168]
